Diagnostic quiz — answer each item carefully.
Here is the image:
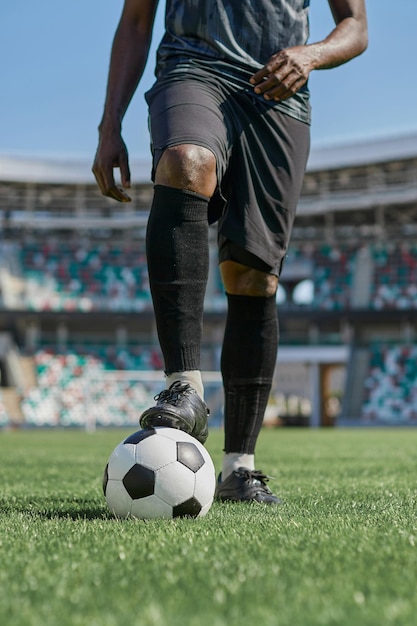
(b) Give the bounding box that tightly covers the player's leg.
[215,98,310,503]
[215,255,281,503]
[148,144,216,395]
[220,260,279,471]
[139,74,229,444]
[140,146,214,444]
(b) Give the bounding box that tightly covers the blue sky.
[0,1,416,159]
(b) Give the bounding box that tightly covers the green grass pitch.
[0,427,416,626]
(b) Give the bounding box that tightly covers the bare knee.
[220,260,278,297]
[155,144,217,197]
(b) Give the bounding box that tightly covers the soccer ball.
[103,427,216,519]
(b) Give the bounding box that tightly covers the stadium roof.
[0,156,152,185]
[1,132,417,184]
[307,132,417,171]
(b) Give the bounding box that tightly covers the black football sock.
[221,293,279,454]
[146,184,210,374]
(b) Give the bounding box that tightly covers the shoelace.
[238,469,274,490]
[154,382,193,405]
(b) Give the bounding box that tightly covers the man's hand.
[250,45,316,102]
[92,128,132,202]
[250,0,368,102]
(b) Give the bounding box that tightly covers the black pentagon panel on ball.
[124,428,156,445]
[123,464,155,499]
[173,497,202,518]
[176,442,205,472]
[102,463,109,495]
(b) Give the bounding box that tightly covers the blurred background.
[0,0,416,430]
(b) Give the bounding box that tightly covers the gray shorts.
[145,65,310,276]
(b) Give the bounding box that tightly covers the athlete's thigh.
[145,72,230,182]
[218,95,310,273]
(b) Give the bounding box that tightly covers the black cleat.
[215,467,281,505]
[139,381,209,444]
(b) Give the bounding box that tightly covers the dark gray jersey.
[158,0,310,69]
[155,0,311,123]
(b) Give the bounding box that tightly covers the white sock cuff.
[166,370,204,400]
[222,453,255,480]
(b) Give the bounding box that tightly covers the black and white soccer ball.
[103,427,216,519]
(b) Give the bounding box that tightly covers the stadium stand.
[361,343,417,424]
[8,238,417,313]
[1,133,417,427]
[370,242,417,310]
[20,350,159,427]
[19,236,151,312]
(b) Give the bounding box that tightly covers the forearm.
[99,19,153,131]
[308,9,368,71]
[93,1,158,201]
